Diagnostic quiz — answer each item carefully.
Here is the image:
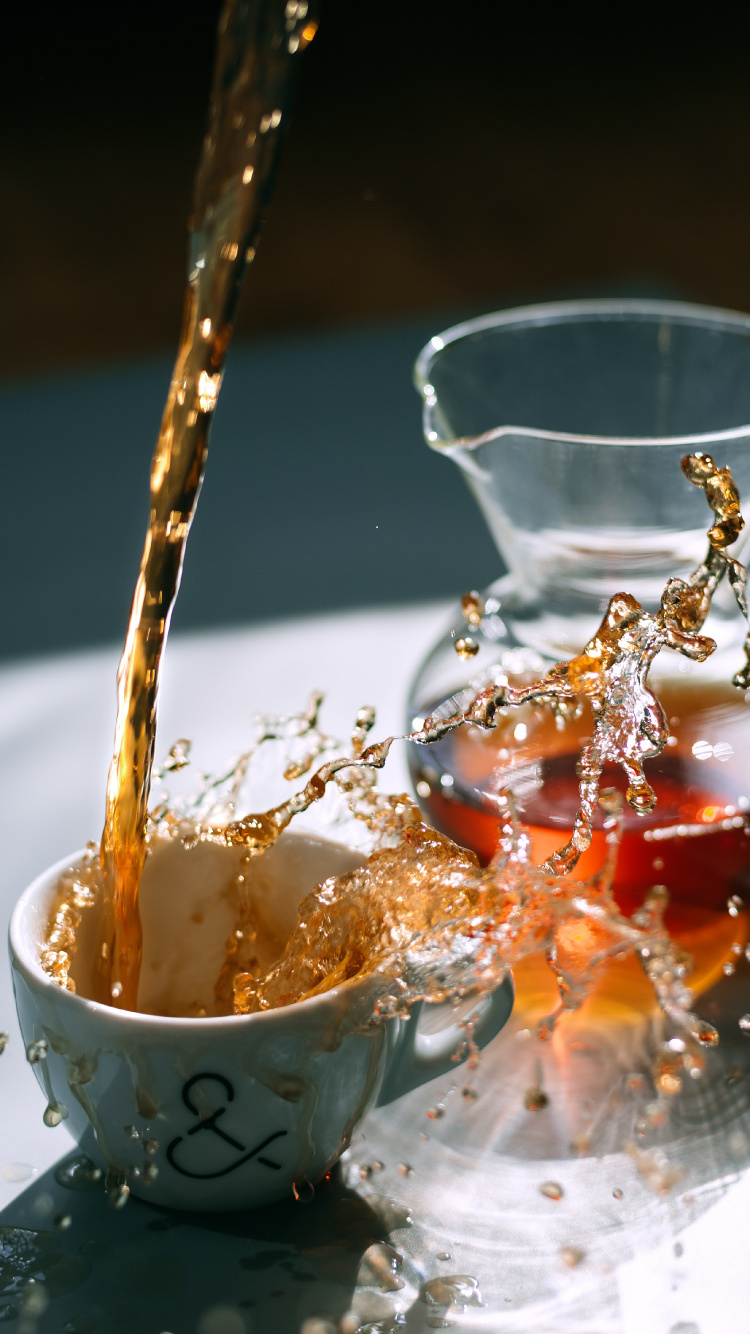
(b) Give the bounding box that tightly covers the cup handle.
[375,975,514,1107]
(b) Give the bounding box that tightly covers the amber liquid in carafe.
[411,676,750,1023]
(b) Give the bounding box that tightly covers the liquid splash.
[163,455,741,1049]
[436,451,750,877]
[230,785,719,1077]
[42,454,748,1095]
[39,848,99,993]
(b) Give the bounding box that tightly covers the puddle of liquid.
[421,1273,484,1324]
[0,1225,91,1305]
[356,1241,405,1292]
[54,1156,102,1193]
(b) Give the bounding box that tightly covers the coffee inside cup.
[61,832,364,1018]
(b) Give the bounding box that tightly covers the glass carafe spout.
[417,300,750,658]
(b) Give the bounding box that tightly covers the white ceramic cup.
[9,831,514,1212]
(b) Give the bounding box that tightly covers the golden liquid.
[97,0,317,1009]
[40,674,729,1120]
[227,804,722,1096]
[413,677,750,1026]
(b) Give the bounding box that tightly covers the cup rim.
[9,840,376,1033]
[415,297,750,450]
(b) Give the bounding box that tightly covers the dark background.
[2,4,750,658]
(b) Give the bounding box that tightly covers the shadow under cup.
[9,831,513,1212]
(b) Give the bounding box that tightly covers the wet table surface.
[2,608,750,1334]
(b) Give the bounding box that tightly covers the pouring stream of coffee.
[98,0,317,1009]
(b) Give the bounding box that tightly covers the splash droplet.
[540,1181,563,1201]
[612,1187,624,1200]
[22,1283,48,1318]
[460,590,485,627]
[43,1102,68,1128]
[626,1142,683,1195]
[454,637,479,660]
[106,1171,129,1210]
[160,738,192,774]
[398,1162,413,1177]
[26,1039,47,1065]
[421,1274,483,1312]
[691,1018,719,1047]
[560,1245,584,1267]
[524,1086,549,1112]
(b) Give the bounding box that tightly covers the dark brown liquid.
[411,678,750,1019]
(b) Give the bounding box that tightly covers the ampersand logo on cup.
[166,1073,288,1179]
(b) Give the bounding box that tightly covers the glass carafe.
[407,299,750,1028]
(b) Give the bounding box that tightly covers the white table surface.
[1,605,748,1334]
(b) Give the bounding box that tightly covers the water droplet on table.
[55,1156,103,1192]
[1,1163,35,1183]
[540,1181,564,1201]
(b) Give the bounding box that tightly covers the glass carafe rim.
[416,298,750,451]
